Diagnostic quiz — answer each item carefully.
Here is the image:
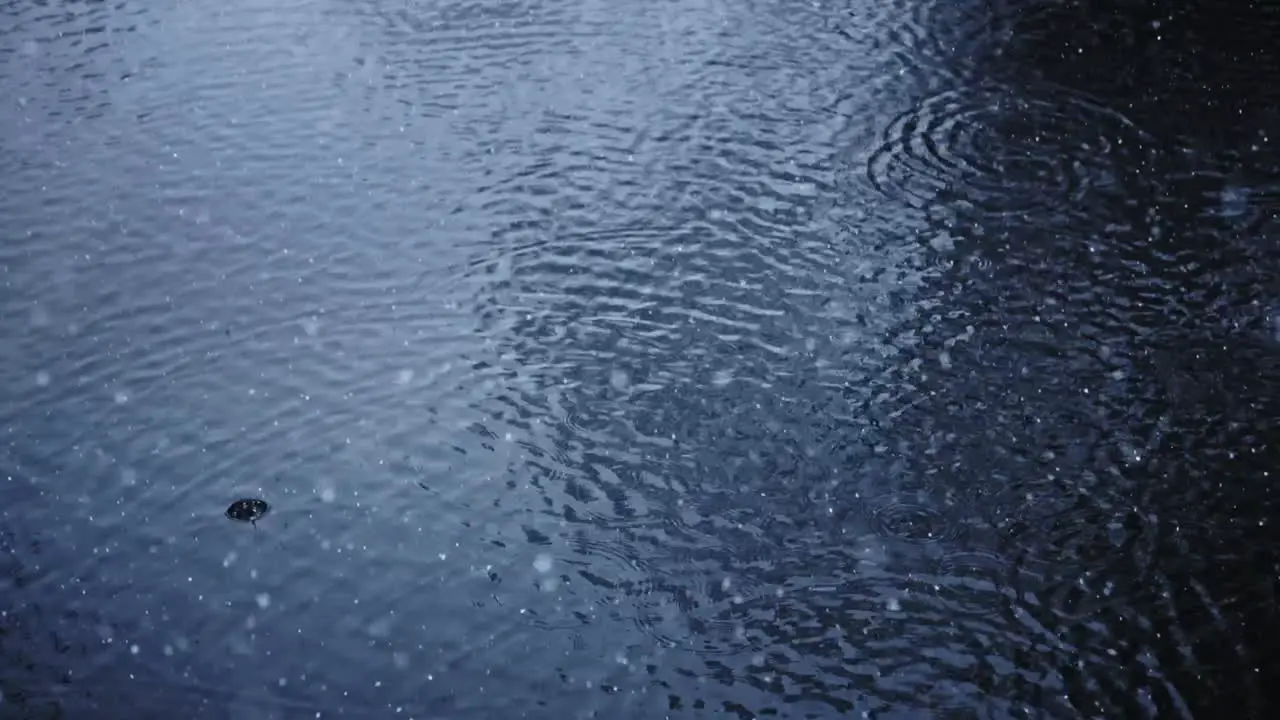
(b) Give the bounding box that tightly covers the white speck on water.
[113,391,129,404]
[885,597,901,612]
[609,369,630,390]
[255,593,271,609]
[130,644,139,655]
[720,576,732,592]
[319,485,336,503]
[395,369,415,385]
[301,317,321,336]
[533,553,554,573]
[614,651,629,665]
[35,370,50,387]
[121,468,138,487]
[1119,442,1142,465]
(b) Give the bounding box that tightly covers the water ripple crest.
[865,81,1150,217]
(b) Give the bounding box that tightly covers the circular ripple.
[935,548,1009,589]
[865,82,1149,217]
[869,500,957,544]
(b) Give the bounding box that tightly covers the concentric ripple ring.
[869,500,957,544]
[865,81,1149,217]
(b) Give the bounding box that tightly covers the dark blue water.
[1,0,1277,717]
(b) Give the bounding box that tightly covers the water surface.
[2,0,1277,717]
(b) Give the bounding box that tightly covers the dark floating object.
[225,498,270,524]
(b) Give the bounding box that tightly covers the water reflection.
[1,0,1277,717]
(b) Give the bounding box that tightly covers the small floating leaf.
[225,498,270,524]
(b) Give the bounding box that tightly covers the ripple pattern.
[880,0,1018,88]
[865,81,1150,217]
[869,500,957,544]
[3,0,1278,718]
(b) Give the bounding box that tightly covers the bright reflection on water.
[1,0,1277,717]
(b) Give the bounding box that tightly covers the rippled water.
[2,0,1278,717]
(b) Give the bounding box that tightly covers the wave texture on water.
[2,0,1278,718]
